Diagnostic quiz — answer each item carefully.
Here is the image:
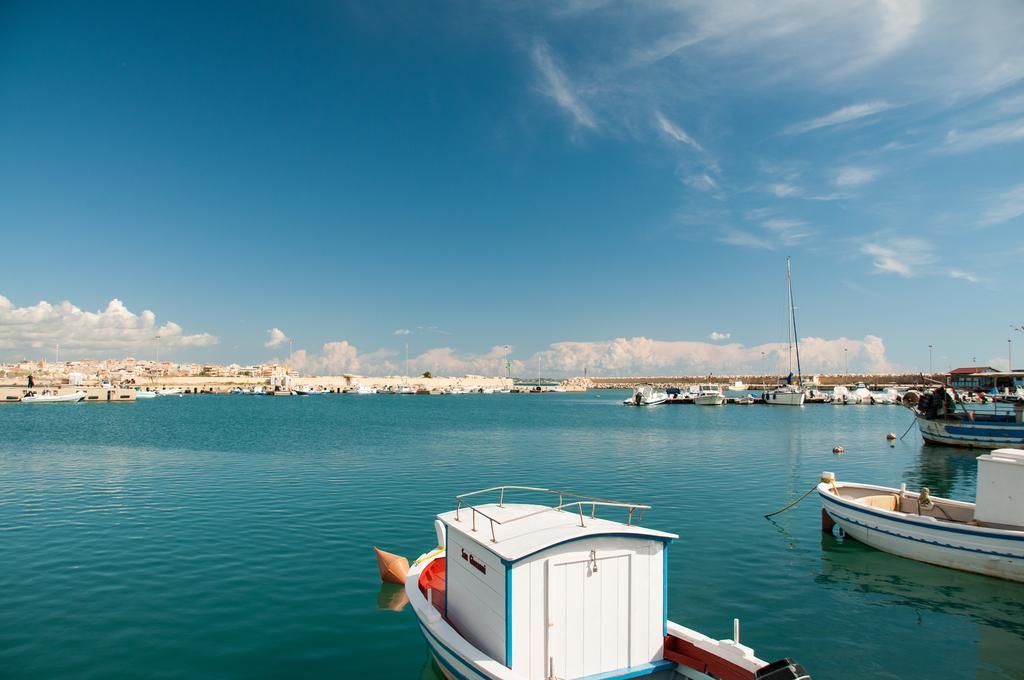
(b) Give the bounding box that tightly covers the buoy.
[832,445,845,454]
[374,546,410,585]
[886,432,897,441]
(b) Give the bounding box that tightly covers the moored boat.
[623,385,669,406]
[764,258,805,407]
[693,384,726,406]
[907,387,1024,449]
[22,390,86,403]
[134,389,158,399]
[818,449,1024,582]
[404,486,810,680]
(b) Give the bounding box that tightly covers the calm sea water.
[1,393,1022,679]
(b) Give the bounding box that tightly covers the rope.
[764,483,819,519]
[899,417,918,441]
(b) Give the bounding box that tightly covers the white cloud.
[941,117,1024,153]
[784,101,894,135]
[0,295,217,356]
[654,111,703,151]
[834,166,880,188]
[980,183,1024,225]
[709,331,731,341]
[531,41,597,129]
[265,327,290,348]
[530,334,894,375]
[394,328,412,336]
[860,238,938,277]
[949,269,980,284]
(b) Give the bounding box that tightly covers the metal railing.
[452,486,651,543]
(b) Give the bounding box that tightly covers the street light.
[928,344,933,374]
[844,347,848,376]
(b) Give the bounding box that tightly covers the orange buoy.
[374,546,410,585]
[832,445,844,454]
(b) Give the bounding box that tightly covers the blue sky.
[1,1,1022,376]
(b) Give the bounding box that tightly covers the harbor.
[2,390,1024,678]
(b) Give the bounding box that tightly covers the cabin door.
[545,552,631,679]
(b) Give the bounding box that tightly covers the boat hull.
[764,390,804,406]
[694,395,725,405]
[819,485,1024,582]
[917,416,1024,449]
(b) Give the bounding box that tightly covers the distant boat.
[134,389,158,399]
[728,380,748,392]
[907,387,1024,449]
[352,383,375,395]
[294,387,328,395]
[819,450,1024,581]
[157,387,184,396]
[623,385,669,406]
[22,390,85,403]
[765,257,805,407]
[693,384,726,406]
[734,394,756,405]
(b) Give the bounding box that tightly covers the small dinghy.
[22,390,86,403]
[818,449,1024,582]
[396,486,810,680]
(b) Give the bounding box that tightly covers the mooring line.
[764,483,819,519]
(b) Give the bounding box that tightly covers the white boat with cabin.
[134,389,158,399]
[22,390,86,403]
[819,449,1024,582]
[406,486,810,680]
[624,386,669,406]
[693,384,726,406]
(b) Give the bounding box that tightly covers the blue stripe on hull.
[918,417,1024,449]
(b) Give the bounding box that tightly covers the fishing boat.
[905,387,1024,449]
[693,384,726,406]
[22,390,86,403]
[764,258,805,407]
[734,394,756,405]
[623,385,669,406]
[134,389,158,399]
[818,449,1024,582]
[401,486,810,680]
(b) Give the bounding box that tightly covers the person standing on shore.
[28,374,34,388]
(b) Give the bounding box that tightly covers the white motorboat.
[728,381,748,392]
[830,386,853,405]
[819,450,1024,582]
[764,258,806,407]
[134,389,158,399]
[868,387,899,405]
[352,383,376,395]
[693,384,726,405]
[623,385,669,406]
[734,394,756,405]
[157,387,184,396]
[22,390,85,403]
[401,486,810,680]
[294,387,328,395]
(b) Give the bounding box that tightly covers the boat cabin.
[435,487,676,679]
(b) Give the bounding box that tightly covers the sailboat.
[764,257,805,406]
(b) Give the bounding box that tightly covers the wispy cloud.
[769,183,801,198]
[531,41,597,129]
[834,166,880,188]
[762,218,814,245]
[684,173,719,192]
[949,269,980,284]
[654,111,703,151]
[980,183,1024,225]
[394,328,412,336]
[941,117,1024,154]
[720,230,775,250]
[784,101,894,135]
[860,238,938,277]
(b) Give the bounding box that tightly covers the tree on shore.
[421,371,432,378]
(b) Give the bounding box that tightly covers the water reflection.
[376,582,409,612]
[818,533,1024,636]
[903,443,981,501]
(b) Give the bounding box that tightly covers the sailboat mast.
[786,260,793,375]
[788,257,803,386]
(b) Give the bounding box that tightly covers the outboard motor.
[756,658,811,680]
[633,392,642,405]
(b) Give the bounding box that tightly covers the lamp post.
[844,347,848,377]
[928,344,933,374]
[1010,339,1013,373]
[760,351,766,381]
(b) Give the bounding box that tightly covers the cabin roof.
[950,366,996,375]
[438,502,677,563]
